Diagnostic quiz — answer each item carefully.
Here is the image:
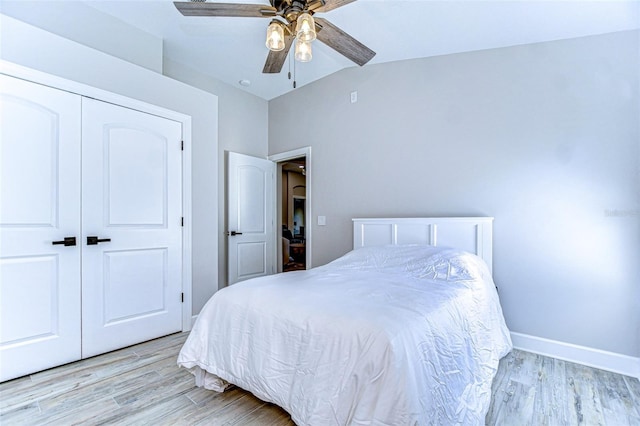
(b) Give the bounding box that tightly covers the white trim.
[1,60,194,333]
[181,119,193,332]
[0,61,186,123]
[511,332,640,379]
[269,147,313,268]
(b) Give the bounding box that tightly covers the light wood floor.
[1,332,639,425]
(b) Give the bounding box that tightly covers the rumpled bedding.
[177,245,512,425]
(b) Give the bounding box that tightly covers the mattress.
[177,244,512,425]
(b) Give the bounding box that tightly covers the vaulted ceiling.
[2,0,638,100]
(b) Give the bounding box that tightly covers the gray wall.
[0,1,163,73]
[269,31,640,357]
[163,59,269,304]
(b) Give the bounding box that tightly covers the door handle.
[226,231,243,236]
[87,236,111,245]
[52,237,77,246]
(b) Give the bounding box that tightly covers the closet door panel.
[0,75,81,382]
[81,98,182,358]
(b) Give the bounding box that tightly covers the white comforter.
[178,245,512,425]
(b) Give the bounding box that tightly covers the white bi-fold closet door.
[0,74,183,382]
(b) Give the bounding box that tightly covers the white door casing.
[227,152,275,285]
[81,98,183,357]
[0,75,82,381]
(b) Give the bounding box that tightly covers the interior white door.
[81,98,183,357]
[227,152,275,285]
[0,75,82,381]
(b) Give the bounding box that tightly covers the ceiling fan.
[174,0,376,74]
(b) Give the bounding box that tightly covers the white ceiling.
[4,0,640,100]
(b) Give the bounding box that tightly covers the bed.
[178,217,512,425]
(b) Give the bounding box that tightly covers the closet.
[0,73,184,382]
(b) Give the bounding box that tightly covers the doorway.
[281,157,306,272]
[269,147,312,273]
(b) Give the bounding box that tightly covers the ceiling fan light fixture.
[266,21,285,51]
[296,12,316,43]
[295,38,312,62]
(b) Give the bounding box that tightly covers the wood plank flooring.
[1,332,638,425]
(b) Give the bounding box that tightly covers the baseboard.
[511,332,640,379]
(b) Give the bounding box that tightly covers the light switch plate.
[318,215,326,226]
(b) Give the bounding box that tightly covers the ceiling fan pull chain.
[293,53,297,89]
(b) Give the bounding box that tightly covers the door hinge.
[181,292,184,303]
[181,141,184,151]
[181,217,184,227]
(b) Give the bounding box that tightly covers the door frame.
[1,61,194,332]
[269,147,312,270]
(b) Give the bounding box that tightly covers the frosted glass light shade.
[266,22,285,51]
[296,13,316,42]
[295,39,312,62]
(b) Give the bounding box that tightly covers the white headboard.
[352,217,494,274]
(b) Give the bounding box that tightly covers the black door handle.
[87,236,111,245]
[52,237,76,246]
[226,231,243,236]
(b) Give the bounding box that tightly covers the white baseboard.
[511,332,640,379]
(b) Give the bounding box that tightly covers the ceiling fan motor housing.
[272,0,316,23]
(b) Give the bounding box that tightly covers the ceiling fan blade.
[313,0,357,13]
[263,35,295,73]
[174,2,276,17]
[314,17,375,66]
